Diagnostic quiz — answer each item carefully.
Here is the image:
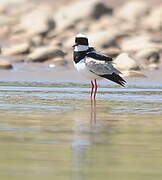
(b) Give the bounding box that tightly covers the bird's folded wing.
[86,58,121,75]
[86,51,113,61]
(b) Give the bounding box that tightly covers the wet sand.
[0,63,161,86]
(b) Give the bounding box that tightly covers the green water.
[0,82,162,180]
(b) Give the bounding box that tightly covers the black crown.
[75,37,89,46]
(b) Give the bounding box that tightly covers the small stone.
[48,64,55,68]
[0,59,13,69]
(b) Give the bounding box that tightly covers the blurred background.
[0,0,161,81]
[0,1,162,180]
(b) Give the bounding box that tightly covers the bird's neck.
[73,46,95,63]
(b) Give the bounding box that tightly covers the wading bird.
[73,34,126,100]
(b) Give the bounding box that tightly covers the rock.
[114,53,140,71]
[136,48,161,64]
[53,0,112,32]
[0,59,13,69]
[143,6,162,31]
[2,43,30,56]
[116,1,149,23]
[27,46,66,62]
[119,35,157,52]
[19,6,55,35]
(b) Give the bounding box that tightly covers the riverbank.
[0,63,161,87]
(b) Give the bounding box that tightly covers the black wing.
[100,73,126,87]
[86,50,113,62]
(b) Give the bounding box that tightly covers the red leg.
[90,81,94,100]
[94,79,98,100]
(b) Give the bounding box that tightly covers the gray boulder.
[26,46,66,62]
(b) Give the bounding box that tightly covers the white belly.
[75,59,102,80]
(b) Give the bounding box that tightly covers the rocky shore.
[0,0,162,78]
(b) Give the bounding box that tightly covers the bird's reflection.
[72,99,97,180]
[90,99,96,124]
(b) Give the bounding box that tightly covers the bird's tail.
[101,73,126,86]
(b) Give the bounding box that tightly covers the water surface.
[0,81,162,180]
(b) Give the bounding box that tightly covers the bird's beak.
[72,44,78,48]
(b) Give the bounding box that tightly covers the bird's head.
[73,34,89,51]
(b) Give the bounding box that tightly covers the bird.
[73,34,126,100]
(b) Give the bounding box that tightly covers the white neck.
[74,45,89,52]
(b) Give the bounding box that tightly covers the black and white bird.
[73,34,126,100]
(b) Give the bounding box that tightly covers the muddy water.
[0,81,162,180]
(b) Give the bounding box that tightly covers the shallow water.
[0,81,162,180]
